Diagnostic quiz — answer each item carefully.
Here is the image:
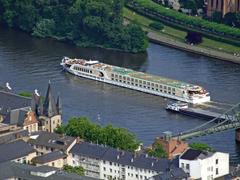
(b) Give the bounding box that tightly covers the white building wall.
[100,160,157,180]
[213,152,229,179]
[71,154,101,179]
[71,153,158,180]
[180,159,201,179]
[179,152,229,180]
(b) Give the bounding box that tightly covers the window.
[186,164,190,170]
[104,167,106,171]
[52,162,55,167]
[216,159,218,164]
[216,168,218,175]
[110,168,112,172]
[181,163,184,168]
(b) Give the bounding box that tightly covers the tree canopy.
[146,142,167,158]
[189,142,214,152]
[55,117,140,152]
[0,0,148,53]
[185,31,203,44]
[63,165,85,176]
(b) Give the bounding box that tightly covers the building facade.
[179,149,229,180]
[69,142,183,180]
[0,140,36,164]
[32,82,62,133]
[32,151,67,168]
[28,131,76,167]
[207,0,240,17]
[4,108,39,133]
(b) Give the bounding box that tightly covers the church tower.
[32,81,62,133]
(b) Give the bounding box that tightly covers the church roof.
[42,82,58,117]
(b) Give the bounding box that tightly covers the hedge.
[129,0,240,39]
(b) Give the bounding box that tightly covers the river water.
[0,28,240,163]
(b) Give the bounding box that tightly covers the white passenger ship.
[61,57,210,104]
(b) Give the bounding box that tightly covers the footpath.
[147,31,240,64]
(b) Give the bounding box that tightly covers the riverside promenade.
[147,31,240,64]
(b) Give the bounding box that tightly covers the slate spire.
[43,81,58,117]
[31,90,40,116]
[56,93,62,115]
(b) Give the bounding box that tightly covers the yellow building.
[207,0,240,17]
[0,139,37,164]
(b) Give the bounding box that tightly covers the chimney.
[131,158,134,163]
[145,154,148,158]
[151,162,154,167]
[163,131,172,141]
[134,152,137,158]
[117,155,120,160]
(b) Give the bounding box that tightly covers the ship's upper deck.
[111,66,196,89]
[65,57,201,90]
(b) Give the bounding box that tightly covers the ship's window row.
[74,66,93,74]
[111,74,176,95]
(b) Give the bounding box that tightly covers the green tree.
[236,13,240,28]
[124,23,148,53]
[0,0,148,53]
[55,117,140,152]
[32,19,56,38]
[179,0,197,14]
[224,12,236,26]
[147,142,167,158]
[63,165,85,176]
[149,22,164,30]
[212,11,222,23]
[189,142,214,152]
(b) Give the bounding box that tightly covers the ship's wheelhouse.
[187,86,209,97]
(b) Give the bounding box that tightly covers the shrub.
[185,31,202,44]
[149,22,164,30]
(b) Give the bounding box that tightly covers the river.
[0,28,240,163]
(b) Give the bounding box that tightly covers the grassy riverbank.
[123,8,240,55]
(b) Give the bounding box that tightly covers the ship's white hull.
[62,65,210,104]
